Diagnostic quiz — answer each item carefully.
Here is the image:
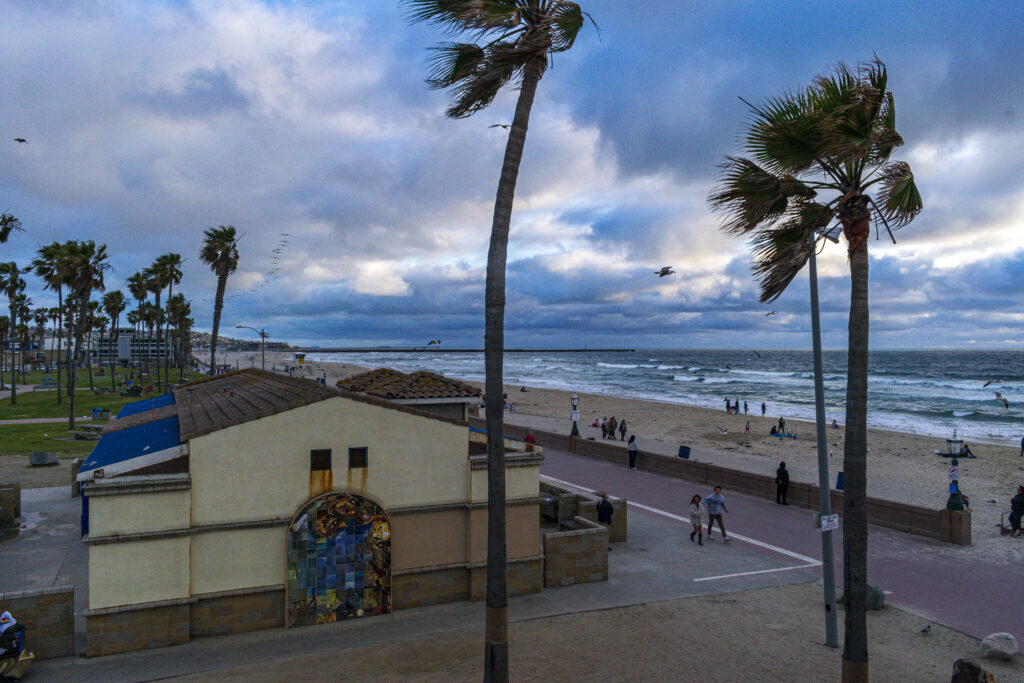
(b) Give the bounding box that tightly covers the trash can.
[91,407,102,420]
[836,471,844,490]
[678,445,691,459]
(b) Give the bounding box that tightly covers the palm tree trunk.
[8,304,17,406]
[482,56,544,683]
[210,273,227,375]
[67,307,79,429]
[841,217,870,683]
[56,292,63,404]
[87,326,94,391]
[111,316,119,390]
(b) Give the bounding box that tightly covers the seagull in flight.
[993,391,1009,408]
[489,123,510,129]
[983,379,1002,388]
[13,138,27,143]
[765,310,777,317]
[655,266,675,277]
[280,232,291,236]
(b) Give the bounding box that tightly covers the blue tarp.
[116,393,175,417]
[79,416,182,475]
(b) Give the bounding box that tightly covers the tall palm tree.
[0,263,27,404]
[199,226,239,375]
[405,3,592,678]
[155,253,182,389]
[32,242,69,403]
[102,290,125,389]
[0,315,8,390]
[84,300,101,390]
[63,241,109,429]
[144,263,168,389]
[708,59,922,683]
[166,294,190,382]
[0,213,21,246]
[33,308,48,355]
[126,272,149,373]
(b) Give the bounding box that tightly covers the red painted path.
[541,447,1021,642]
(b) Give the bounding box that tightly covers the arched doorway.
[286,491,392,627]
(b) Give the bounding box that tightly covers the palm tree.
[404,3,592,678]
[33,308,48,357]
[126,272,149,373]
[0,213,21,246]
[0,262,27,404]
[103,290,126,389]
[32,242,69,403]
[199,226,239,375]
[63,241,109,428]
[84,300,101,390]
[155,254,182,389]
[144,263,168,389]
[708,59,922,683]
[166,294,190,382]
[0,315,8,390]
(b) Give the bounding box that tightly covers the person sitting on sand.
[960,443,975,458]
[770,425,778,436]
[524,429,536,444]
[831,419,839,429]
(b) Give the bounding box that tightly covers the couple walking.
[688,486,730,544]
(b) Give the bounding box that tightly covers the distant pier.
[287,347,635,353]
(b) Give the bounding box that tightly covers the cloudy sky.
[2,1,1022,349]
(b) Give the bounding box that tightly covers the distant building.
[78,369,543,657]
[336,368,481,421]
[92,327,173,366]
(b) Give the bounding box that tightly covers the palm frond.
[443,41,538,118]
[709,157,815,235]
[742,93,826,176]
[426,43,486,88]
[549,2,589,52]
[749,200,832,302]
[876,161,922,228]
[403,0,522,36]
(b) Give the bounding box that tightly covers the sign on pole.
[570,410,579,422]
[821,513,839,532]
[948,465,959,481]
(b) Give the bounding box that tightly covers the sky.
[1,0,1022,350]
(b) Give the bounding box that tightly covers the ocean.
[308,349,1024,445]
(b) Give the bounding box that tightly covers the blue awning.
[116,393,176,417]
[78,416,184,480]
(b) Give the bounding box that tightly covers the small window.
[310,449,331,471]
[348,447,368,469]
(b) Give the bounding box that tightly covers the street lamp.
[570,392,580,438]
[235,325,268,371]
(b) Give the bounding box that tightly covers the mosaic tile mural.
[286,492,392,627]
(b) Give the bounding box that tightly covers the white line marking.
[541,474,821,566]
[693,563,819,582]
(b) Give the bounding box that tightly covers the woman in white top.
[688,494,705,545]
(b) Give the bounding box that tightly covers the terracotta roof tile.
[337,369,480,401]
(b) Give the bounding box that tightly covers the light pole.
[570,392,580,438]
[235,325,268,371]
[808,239,839,648]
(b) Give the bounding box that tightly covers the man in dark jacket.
[775,461,790,505]
[1011,485,1024,537]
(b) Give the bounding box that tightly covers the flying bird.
[752,350,761,358]
[13,138,27,143]
[655,266,675,277]
[983,379,1002,388]
[993,391,1009,408]
[281,232,290,236]
[920,624,930,634]
[717,427,728,434]
[489,123,510,129]
[765,310,776,317]
[427,339,441,346]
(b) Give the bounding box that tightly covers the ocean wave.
[597,362,639,369]
[672,374,703,382]
[658,365,684,370]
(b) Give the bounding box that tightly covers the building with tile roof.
[337,368,481,421]
[79,369,542,657]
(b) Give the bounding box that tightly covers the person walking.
[705,486,730,541]
[761,401,766,417]
[688,494,705,545]
[601,417,608,439]
[1011,485,1024,537]
[744,400,748,415]
[627,435,638,470]
[607,416,618,440]
[775,461,790,505]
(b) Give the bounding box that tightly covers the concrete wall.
[188,395,470,526]
[86,603,189,657]
[190,527,285,595]
[0,484,20,526]
[0,586,74,659]
[88,489,189,536]
[89,537,190,610]
[542,516,608,588]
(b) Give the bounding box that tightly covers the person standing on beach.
[745,421,751,434]
[761,401,766,417]
[1020,436,1023,457]
[688,494,705,545]
[627,435,638,470]
[725,397,730,413]
[778,416,786,434]
[705,486,729,541]
[601,417,608,439]
[775,461,790,505]
[1010,486,1024,537]
[619,419,627,441]
[607,416,618,440]
[744,400,748,415]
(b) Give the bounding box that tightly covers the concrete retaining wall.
[540,480,627,543]
[0,484,20,526]
[542,516,608,588]
[473,417,971,545]
[0,586,75,660]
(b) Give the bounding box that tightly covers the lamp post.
[235,325,268,371]
[570,392,580,438]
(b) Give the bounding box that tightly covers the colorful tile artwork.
[285,491,392,628]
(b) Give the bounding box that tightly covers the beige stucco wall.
[89,537,189,610]
[391,509,468,571]
[469,464,540,504]
[467,504,540,564]
[88,490,190,537]
[188,396,469,526]
[190,527,285,596]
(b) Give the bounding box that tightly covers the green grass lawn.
[4,366,202,388]
[0,422,104,457]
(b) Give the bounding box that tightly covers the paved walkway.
[0,416,91,425]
